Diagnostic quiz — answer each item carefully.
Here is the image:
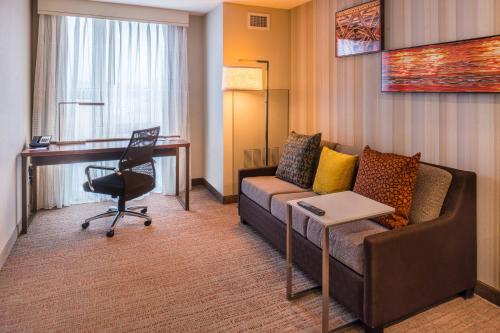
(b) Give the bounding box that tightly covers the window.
[33,15,188,208]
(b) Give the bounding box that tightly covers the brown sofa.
[238,142,476,332]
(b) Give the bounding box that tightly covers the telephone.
[30,136,52,148]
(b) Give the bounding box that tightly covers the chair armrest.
[363,213,476,327]
[85,165,119,192]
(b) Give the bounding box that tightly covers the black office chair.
[82,127,160,237]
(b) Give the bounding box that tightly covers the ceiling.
[90,0,310,14]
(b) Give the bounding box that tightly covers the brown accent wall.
[290,0,500,289]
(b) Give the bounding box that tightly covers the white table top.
[287,191,395,228]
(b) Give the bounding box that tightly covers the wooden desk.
[20,139,190,234]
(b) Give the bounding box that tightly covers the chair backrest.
[119,127,160,178]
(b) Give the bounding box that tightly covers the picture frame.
[381,34,500,93]
[335,0,384,58]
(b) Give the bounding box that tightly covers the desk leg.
[184,145,190,211]
[322,226,330,333]
[175,148,179,196]
[21,156,28,234]
[31,165,38,213]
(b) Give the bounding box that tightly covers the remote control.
[297,201,325,216]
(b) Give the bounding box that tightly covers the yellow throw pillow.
[313,147,358,194]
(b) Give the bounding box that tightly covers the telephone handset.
[30,136,52,148]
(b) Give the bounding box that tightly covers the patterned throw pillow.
[276,132,322,188]
[353,146,421,229]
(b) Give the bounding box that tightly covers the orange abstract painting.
[335,0,383,57]
[382,35,500,92]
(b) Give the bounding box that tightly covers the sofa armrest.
[238,166,278,195]
[238,166,278,212]
[363,212,476,327]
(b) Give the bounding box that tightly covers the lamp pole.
[57,101,105,142]
[239,58,270,166]
[256,60,270,166]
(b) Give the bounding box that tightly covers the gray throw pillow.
[276,132,322,188]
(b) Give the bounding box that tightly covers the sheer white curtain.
[33,15,188,209]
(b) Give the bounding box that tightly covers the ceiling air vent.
[248,13,270,30]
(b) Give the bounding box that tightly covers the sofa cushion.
[353,146,421,229]
[276,132,322,188]
[241,176,308,211]
[409,164,452,224]
[306,219,389,275]
[270,191,317,236]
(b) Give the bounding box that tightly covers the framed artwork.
[335,0,384,57]
[382,35,500,93]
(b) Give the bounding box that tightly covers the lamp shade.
[222,66,263,91]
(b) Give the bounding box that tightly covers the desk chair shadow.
[82,127,160,237]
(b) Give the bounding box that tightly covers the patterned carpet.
[0,187,498,332]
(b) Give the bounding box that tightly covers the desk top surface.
[21,138,190,157]
[287,191,394,228]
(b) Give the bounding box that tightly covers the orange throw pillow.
[353,146,421,229]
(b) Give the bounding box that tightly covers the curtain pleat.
[32,15,189,209]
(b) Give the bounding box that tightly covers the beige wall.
[291,0,500,289]
[187,15,205,179]
[223,3,291,89]
[222,3,291,195]
[204,5,225,194]
[0,0,32,266]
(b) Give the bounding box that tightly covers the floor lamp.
[57,101,105,142]
[222,66,263,194]
[222,62,270,166]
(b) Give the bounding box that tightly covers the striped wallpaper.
[290,0,499,289]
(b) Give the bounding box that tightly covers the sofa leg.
[240,217,248,225]
[461,287,475,299]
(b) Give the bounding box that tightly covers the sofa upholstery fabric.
[276,132,322,188]
[241,176,308,211]
[409,163,453,224]
[306,219,389,275]
[334,144,363,157]
[270,191,317,236]
[353,146,421,229]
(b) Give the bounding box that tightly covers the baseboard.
[191,178,204,186]
[476,280,500,306]
[200,178,224,202]
[222,195,238,204]
[197,178,237,204]
[0,221,19,270]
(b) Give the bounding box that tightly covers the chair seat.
[241,176,308,211]
[306,219,389,275]
[270,191,317,236]
[83,171,154,199]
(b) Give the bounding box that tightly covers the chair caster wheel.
[144,220,152,226]
[82,222,90,229]
[106,230,115,238]
[141,208,148,214]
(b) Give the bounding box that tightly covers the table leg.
[322,226,330,333]
[286,204,320,300]
[286,204,293,299]
[175,148,179,196]
[31,165,38,213]
[21,156,28,234]
[184,145,190,211]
